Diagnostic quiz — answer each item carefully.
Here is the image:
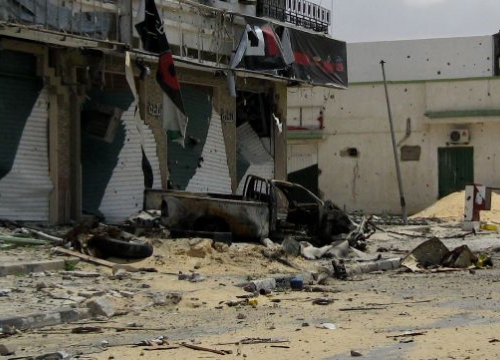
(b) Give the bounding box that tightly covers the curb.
[0,308,89,331]
[0,259,67,277]
[346,258,401,276]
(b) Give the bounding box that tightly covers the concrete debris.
[32,351,73,360]
[186,239,213,258]
[1,206,499,359]
[86,297,116,318]
[118,290,135,298]
[402,237,491,272]
[178,272,205,282]
[213,241,230,253]
[261,238,276,248]
[281,236,301,256]
[0,259,66,276]
[149,291,183,306]
[59,271,101,278]
[0,343,17,355]
[112,268,133,280]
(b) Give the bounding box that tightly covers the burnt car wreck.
[144,175,354,245]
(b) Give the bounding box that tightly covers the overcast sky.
[330,0,500,43]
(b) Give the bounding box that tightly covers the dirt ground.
[411,190,500,223]
[2,220,500,360]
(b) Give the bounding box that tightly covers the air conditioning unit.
[448,129,470,144]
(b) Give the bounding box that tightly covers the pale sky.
[331,0,500,43]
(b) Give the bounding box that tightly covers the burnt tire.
[87,235,154,260]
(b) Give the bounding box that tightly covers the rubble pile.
[411,190,500,222]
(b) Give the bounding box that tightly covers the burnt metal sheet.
[161,192,270,239]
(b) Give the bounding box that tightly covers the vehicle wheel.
[193,216,230,233]
[87,235,154,259]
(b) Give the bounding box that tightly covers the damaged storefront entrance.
[236,90,276,193]
[167,84,232,194]
[0,50,53,221]
[80,72,161,223]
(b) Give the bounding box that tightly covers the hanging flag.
[135,0,187,144]
[228,22,289,97]
[231,23,288,71]
[125,51,154,188]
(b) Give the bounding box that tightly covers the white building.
[287,33,500,215]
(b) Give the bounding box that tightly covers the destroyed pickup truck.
[144,175,352,243]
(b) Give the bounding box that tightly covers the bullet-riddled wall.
[289,35,500,215]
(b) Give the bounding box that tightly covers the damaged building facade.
[288,34,500,215]
[0,0,347,223]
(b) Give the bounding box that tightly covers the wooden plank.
[53,246,118,268]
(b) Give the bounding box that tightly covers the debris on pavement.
[0,343,17,356]
[54,247,136,270]
[332,259,348,280]
[339,306,387,311]
[345,215,376,251]
[178,272,205,282]
[315,322,337,330]
[350,349,363,357]
[312,297,334,305]
[180,342,232,355]
[64,219,153,260]
[216,337,290,345]
[402,237,492,272]
[388,330,427,338]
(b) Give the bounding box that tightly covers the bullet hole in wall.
[437,71,441,75]
[340,147,359,158]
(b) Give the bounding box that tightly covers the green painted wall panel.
[168,84,213,190]
[0,51,43,180]
[81,89,134,216]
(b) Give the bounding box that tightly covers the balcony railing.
[256,0,330,33]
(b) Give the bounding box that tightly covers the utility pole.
[380,60,407,224]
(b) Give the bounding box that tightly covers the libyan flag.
[135,0,187,144]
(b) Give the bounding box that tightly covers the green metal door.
[438,147,474,198]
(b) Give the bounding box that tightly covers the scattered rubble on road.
[1,189,500,359]
[402,237,493,272]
